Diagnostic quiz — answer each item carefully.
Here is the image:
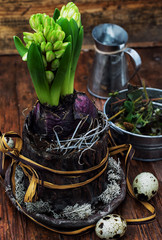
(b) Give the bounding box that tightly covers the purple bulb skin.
[29,92,98,140]
[73,92,98,120]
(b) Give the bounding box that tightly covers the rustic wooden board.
[0,0,162,55]
[0,47,162,239]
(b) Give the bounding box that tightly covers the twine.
[0,130,156,235]
[0,131,109,198]
[94,44,127,55]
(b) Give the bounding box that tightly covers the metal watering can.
[87,23,142,99]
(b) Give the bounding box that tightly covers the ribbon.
[110,143,156,224]
[0,131,109,202]
[0,130,157,235]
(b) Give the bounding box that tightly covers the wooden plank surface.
[0,0,162,54]
[0,47,162,239]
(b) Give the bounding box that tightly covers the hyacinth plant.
[14,2,100,143]
[14,2,83,106]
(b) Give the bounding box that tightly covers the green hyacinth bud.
[41,13,47,26]
[57,31,65,41]
[46,71,54,84]
[42,55,47,68]
[46,30,57,43]
[46,50,55,62]
[23,36,30,44]
[26,41,32,49]
[44,16,55,29]
[22,52,28,61]
[33,32,45,44]
[29,14,44,32]
[59,2,81,28]
[51,59,60,71]
[54,23,62,31]
[43,16,51,27]
[62,42,69,49]
[29,14,37,31]
[50,18,55,29]
[41,41,46,53]
[43,25,51,39]
[35,14,42,28]
[55,49,65,58]
[47,29,65,43]
[45,42,53,52]
[53,41,62,50]
[40,13,55,30]
[23,32,34,41]
[66,2,75,8]
[37,24,43,32]
[72,12,80,27]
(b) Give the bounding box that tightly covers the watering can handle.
[124,47,142,81]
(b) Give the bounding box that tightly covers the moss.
[14,157,122,220]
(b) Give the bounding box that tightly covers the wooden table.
[0,48,162,240]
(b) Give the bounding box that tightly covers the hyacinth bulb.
[31,92,98,140]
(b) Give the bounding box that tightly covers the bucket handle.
[124,47,142,81]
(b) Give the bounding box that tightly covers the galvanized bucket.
[87,23,141,99]
[104,88,162,161]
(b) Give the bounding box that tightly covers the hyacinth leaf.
[69,18,78,52]
[69,26,83,93]
[27,43,50,104]
[65,34,72,44]
[50,42,72,106]
[72,26,83,68]
[13,36,28,57]
[53,8,60,21]
[60,35,72,96]
[56,17,72,40]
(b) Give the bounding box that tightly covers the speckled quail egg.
[4,137,14,149]
[95,214,127,239]
[133,172,159,201]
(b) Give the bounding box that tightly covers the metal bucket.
[87,23,141,99]
[104,88,162,161]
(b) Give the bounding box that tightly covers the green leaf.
[56,17,71,39]
[50,42,72,106]
[13,36,28,57]
[124,101,134,113]
[27,43,50,104]
[68,25,83,93]
[53,8,60,21]
[124,112,133,122]
[127,89,143,101]
[65,34,72,44]
[136,117,149,127]
[69,18,78,52]
[71,25,83,70]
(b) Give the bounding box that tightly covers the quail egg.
[133,172,159,201]
[95,214,127,239]
[4,137,14,149]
